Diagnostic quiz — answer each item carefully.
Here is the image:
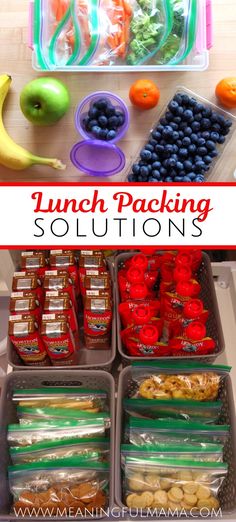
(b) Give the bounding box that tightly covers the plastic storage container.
[124,86,236,183]
[0,370,115,521]
[30,0,212,72]
[7,262,116,371]
[71,92,128,177]
[115,365,236,515]
[115,251,225,364]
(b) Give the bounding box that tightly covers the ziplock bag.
[127,418,230,445]
[13,388,107,411]
[155,0,198,65]
[9,458,109,515]
[10,437,109,465]
[121,442,224,463]
[124,456,227,511]
[123,398,222,423]
[8,419,106,446]
[130,362,231,401]
[17,407,111,428]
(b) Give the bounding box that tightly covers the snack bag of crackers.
[9,458,109,516]
[10,437,109,465]
[124,456,227,512]
[130,362,231,401]
[12,388,108,411]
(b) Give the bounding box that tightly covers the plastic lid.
[173,266,192,283]
[132,305,151,325]
[130,283,148,300]
[185,321,206,340]
[184,299,204,319]
[139,324,159,344]
[176,281,195,297]
[70,140,125,177]
[161,263,174,282]
[126,267,144,284]
[131,254,148,271]
[175,252,193,268]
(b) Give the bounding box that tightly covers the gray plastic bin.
[115,251,225,364]
[115,365,236,516]
[0,370,115,521]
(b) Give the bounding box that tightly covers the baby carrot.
[123,0,133,17]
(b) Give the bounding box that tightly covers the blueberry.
[179,148,188,158]
[88,106,99,118]
[189,144,197,154]
[193,103,205,113]
[183,176,192,182]
[172,131,180,141]
[152,161,161,169]
[152,170,161,180]
[177,106,184,116]
[98,115,108,128]
[173,94,183,104]
[176,140,182,147]
[191,121,201,132]
[217,135,225,144]
[183,109,193,121]
[163,159,169,168]
[169,100,179,113]
[195,175,205,182]
[161,117,169,126]
[211,123,221,132]
[88,119,98,129]
[184,127,193,136]
[221,127,230,136]
[197,138,206,146]
[94,98,108,110]
[209,132,219,142]
[144,144,154,152]
[173,116,182,124]
[167,158,177,168]
[140,149,152,161]
[99,128,108,139]
[201,118,212,130]
[204,155,212,164]
[160,167,167,176]
[170,122,179,131]
[174,176,184,182]
[91,125,102,137]
[115,111,125,126]
[128,174,136,182]
[179,122,188,130]
[188,173,197,180]
[178,171,186,177]
[202,107,212,118]
[152,131,162,141]
[82,116,90,129]
[217,114,227,126]
[165,144,174,154]
[166,111,173,122]
[108,116,119,129]
[151,153,159,162]
[202,131,210,140]
[156,124,164,133]
[165,177,174,182]
[195,155,202,162]
[155,144,165,153]
[162,126,174,138]
[138,175,147,181]
[105,105,115,117]
[172,145,178,154]
[191,133,198,143]
[140,166,149,176]
[194,114,203,122]
[181,94,190,105]
[171,154,178,161]
[188,97,197,107]
[178,131,184,139]
[182,137,191,147]
[106,129,117,140]
[195,161,205,171]
[176,161,184,171]
[224,119,232,128]
[132,164,140,175]
[211,112,219,123]
[183,160,193,171]
[148,177,159,182]
[206,140,215,151]
[197,146,208,156]
[149,139,158,147]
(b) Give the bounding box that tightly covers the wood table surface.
[0,0,236,182]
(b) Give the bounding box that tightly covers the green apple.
[20,77,70,126]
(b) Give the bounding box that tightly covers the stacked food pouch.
[121,362,231,513]
[118,250,216,357]
[79,250,113,350]
[7,387,111,516]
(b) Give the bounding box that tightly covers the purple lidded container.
[70,91,129,177]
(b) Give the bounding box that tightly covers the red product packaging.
[121,320,169,357]
[41,313,78,366]
[9,314,49,366]
[120,256,159,291]
[119,300,160,328]
[43,271,78,313]
[49,250,79,293]
[21,251,47,280]
[118,267,156,301]
[169,299,209,338]
[12,272,43,302]
[84,295,112,350]
[79,268,108,294]
[169,322,216,356]
[175,250,203,274]
[44,291,79,341]
[10,292,42,323]
[161,280,201,341]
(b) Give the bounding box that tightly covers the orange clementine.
[215,77,236,109]
[129,79,160,110]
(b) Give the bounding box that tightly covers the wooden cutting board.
[0,0,236,182]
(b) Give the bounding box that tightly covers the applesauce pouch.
[9,314,49,366]
[84,295,112,350]
[41,313,78,366]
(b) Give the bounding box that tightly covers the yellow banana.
[0,74,66,171]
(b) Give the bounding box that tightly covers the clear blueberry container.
[71,91,129,177]
[124,86,236,183]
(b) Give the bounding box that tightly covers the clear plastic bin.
[30,0,212,72]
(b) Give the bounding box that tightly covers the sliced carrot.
[122,0,132,17]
